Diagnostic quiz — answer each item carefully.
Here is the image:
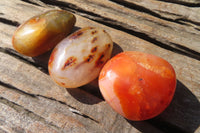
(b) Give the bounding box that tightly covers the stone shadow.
[128,80,200,133]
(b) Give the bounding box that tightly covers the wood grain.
[0,0,199,133]
[34,0,200,60]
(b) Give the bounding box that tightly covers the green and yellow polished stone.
[12,10,76,57]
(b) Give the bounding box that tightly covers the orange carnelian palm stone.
[99,51,176,121]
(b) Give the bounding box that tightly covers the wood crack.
[157,0,200,7]
[175,18,200,26]
[36,95,100,124]
[109,0,200,26]
[0,96,61,131]
[39,0,104,19]
[21,0,42,6]
[0,47,48,74]
[0,17,20,27]
[69,109,100,124]
[109,0,186,25]
[0,80,36,98]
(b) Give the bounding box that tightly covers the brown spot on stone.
[91,37,98,43]
[61,82,65,86]
[103,30,106,33]
[99,54,104,60]
[91,30,97,35]
[62,56,77,70]
[69,31,83,39]
[91,46,98,53]
[106,43,111,48]
[139,78,143,81]
[75,54,95,69]
[95,53,105,67]
[85,54,94,63]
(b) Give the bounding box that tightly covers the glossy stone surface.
[12,10,76,57]
[99,51,176,121]
[48,27,113,88]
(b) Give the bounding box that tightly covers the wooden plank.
[0,98,60,133]
[0,83,105,133]
[30,0,200,59]
[0,0,199,132]
[111,0,200,23]
[159,0,200,6]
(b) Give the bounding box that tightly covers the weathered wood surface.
[0,0,199,133]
